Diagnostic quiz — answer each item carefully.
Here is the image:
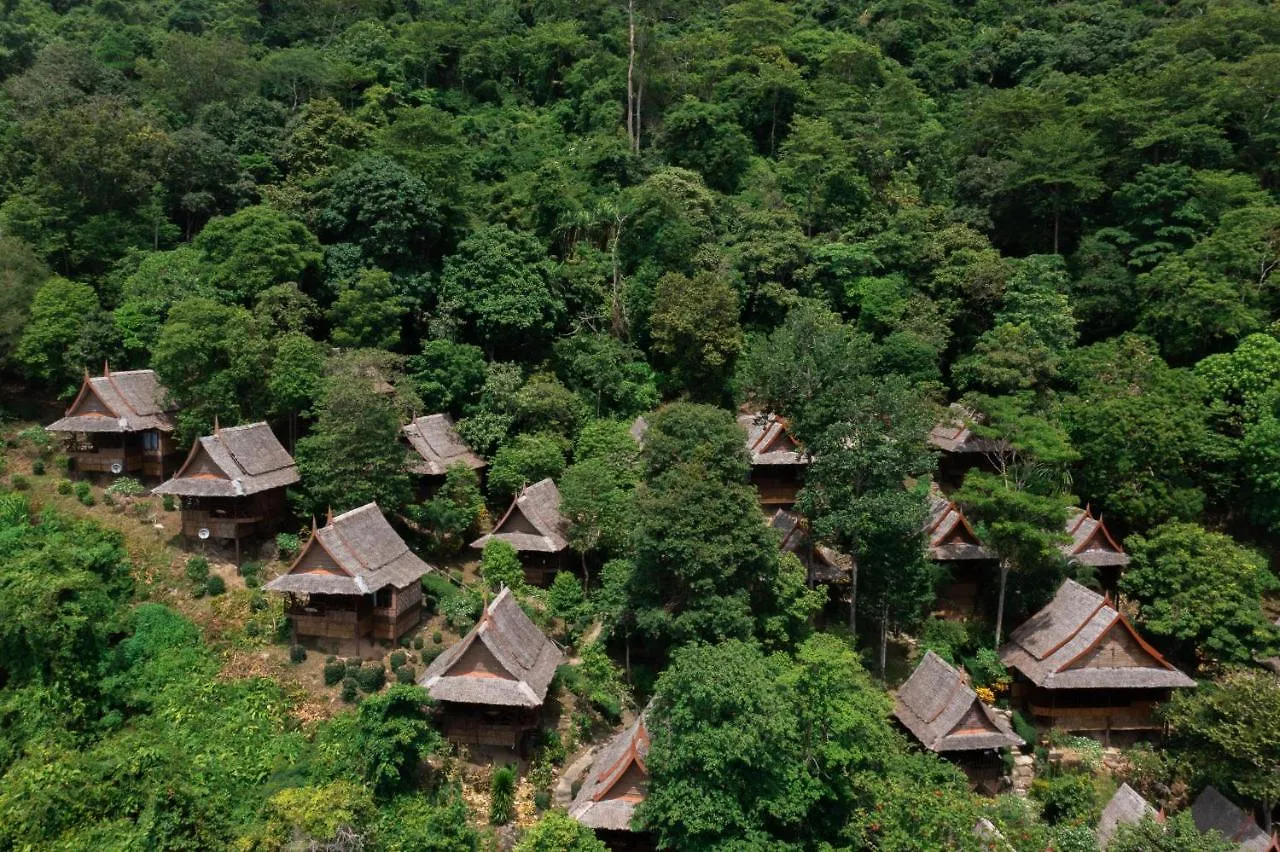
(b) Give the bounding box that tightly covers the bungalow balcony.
[179,509,266,541]
[1026,700,1162,733]
[71,447,145,475]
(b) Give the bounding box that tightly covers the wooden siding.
[1070,625,1162,670]
[952,702,1001,736]
[184,445,230,479]
[603,763,649,802]
[452,639,516,679]
[500,506,541,536]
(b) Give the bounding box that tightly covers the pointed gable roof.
[1096,783,1159,849]
[419,587,563,707]
[47,368,176,434]
[153,422,299,497]
[569,711,651,831]
[770,509,852,584]
[1192,787,1273,851]
[929,403,1009,455]
[403,413,486,476]
[894,651,1023,753]
[926,486,994,561]
[737,412,807,466]
[265,503,434,596]
[1000,580,1195,690]
[470,478,568,554]
[1063,506,1130,567]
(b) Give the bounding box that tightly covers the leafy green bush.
[356,665,386,693]
[1012,710,1038,747]
[205,575,227,596]
[421,646,444,665]
[239,560,263,579]
[323,661,346,686]
[432,631,443,644]
[341,677,359,703]
[965,648,1012,693]
[394,665,415,684]
[914,617,970,664]
[55,455,70,472]
[107,476,145,497]
[412,636,424,650]
[185,556,211,583]
[162,494,176,511]
[31,459,45,475]
[17,426,54,454]
[290,645,307,664]
[101,492,115,506]
[480,539,525,591]
[390,650,406,669]
[10,475,28,490]
[489,764,517,824]
[441,592,481,631]
[1030,773,1098,826]
[73,480,94,506]
[275,532,300,558]
[57,479,72,495]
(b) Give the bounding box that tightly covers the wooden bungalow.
[568,711,655,851]
[738,412,808,508]
[926,487,996,617]
[402,413,486,495]
[419,586,564,752]
[152,422,298,561]
[46,366,180,480]
[1096,783,1159,849]
[1191,787,1274,852]
[770,508,852,589]
[929,403,1009,489]
[265,502,434,653]
[1062,506,1130,589]
[999,579,1195,739]
[894,651,1023,793]
[470,478,569,585]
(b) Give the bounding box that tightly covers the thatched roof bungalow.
[265,503,433,652]
[1096,783,1159,849]
[1191,787,1273,851]
[926,488,996,616]
[929,403,1009,487]
[770,509,852,587]
[153,421,298,560]
[1000,579,1194,737]
[419,587,563,750]
[403,414,485,490]
[737,412,808,507]
[569,711,651,842]
[46,366,180,479]
[471,478,569,585]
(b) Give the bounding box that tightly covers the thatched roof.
[1000,580,1195,690]
[403,413,485,476]
[628,415,649,444]
[265,503,434,596]
[47,367,176,434]
[1191,787,1272,851]
[1096,783,1158,849]
[471,478,568,554]
[927,487,994,561]
[568,711,650,831]
[419,587,563,708]
[928,403,1008,455]
[738,412,808,466]
[770,509,853,584]
[894,651,1023,753]
[1062,507,1129,567]
[153,422,298,497]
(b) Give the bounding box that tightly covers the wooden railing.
[181,510,262,541]
[72,450,143,474]
[1027,702,1159,732]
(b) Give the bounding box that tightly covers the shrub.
[107,476,145,497]
[10,475,28,490]
[56,455,70,472]
[441,592,481,631]
[398,636,410,647]
[432,630,443,644]
[547,572,586,622]
[323,661,346,685]
[73,480,94,506]
[205,575,227,596]
[390,651,406,669]
[31,459,44,475]
[57,479,72,495]
[162,494,176,512]
[532,790,551,812]
[346,659,363,676]
[489,764,517,824]
[185,556,211,583]
[101,492,115,506]
[341,677,359,703]
[275,532,300,558]
[394,665,415,684]
[239,560,263,579]
[412,636,424,650]
[966,647,1012,693]
[356,665,386,693]
[915,617,970,664]
[1030,773,1098,826]
[290,645,307,664]
[480,539,525,591]
[17,426,53,453]
[421,646,444,665]
[1012,710,1038,748]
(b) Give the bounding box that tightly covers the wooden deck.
[1026,701,1160,732]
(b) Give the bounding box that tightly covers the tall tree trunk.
[625,0,635,150]
[635,77,643,153]
[624,629,632,683]
[580,551,590,592]
[995,559,1010,648]
[848,562,858,637]
[879,600,889,679]
[1262,796,1273,834]
[1053,210,1060,256]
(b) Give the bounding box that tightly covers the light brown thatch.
[46,368,176,434]
[894,651,1023,753]
[418,587,563,707]
[1191,787,1272,851]
[770,509,852,584]
[1062,506,1130,567]
[265,502,435,596]
[738,412,808,466]
[403,413,486,476]
[470,478,568,554]
[928,403,1009,455]
[568,711,650,831]
[926,485,994,561]
[1096,783,1158,849]
[152,422,298,498]
[999,580,1195,690]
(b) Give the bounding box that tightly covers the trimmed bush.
[10,475,29,490]
[107,476,145,497]
[489,764,517,824]
[412,636,424,650]
[356,665,386,693]
[389,651,407,669]
[532,790,551,812]
[432,631,443,644]
[421,646,444,665]
[31,459,45,475]
[394,665,415,684]
[162,494,176,512]
[56,455,71,472]
[275,532,300,558]
[239,560,263,579]
[205,575,227,596]
[57,480,72,495]
[185,556,210,583]
[341,677,359,703]
[323,661,346,685]
[73,480,94,506]
[289,645,307,664]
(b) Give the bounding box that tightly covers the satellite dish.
[110,461,123,475]
[197,528,211,540]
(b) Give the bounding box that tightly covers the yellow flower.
[975,686,996,705]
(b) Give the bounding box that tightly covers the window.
[141,431,160,451]
[374,587,393,609]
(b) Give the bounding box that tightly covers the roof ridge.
[101,371,141,419]
[1036,590,1109,661]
